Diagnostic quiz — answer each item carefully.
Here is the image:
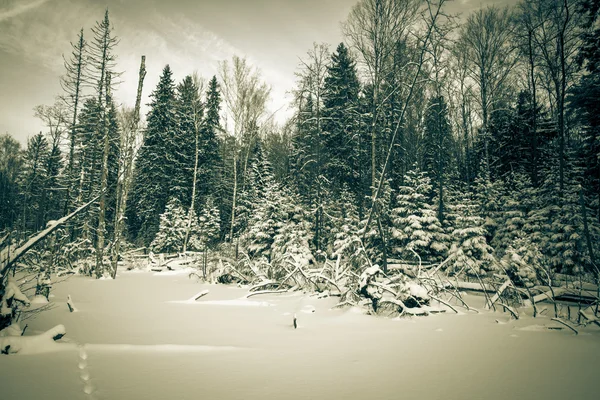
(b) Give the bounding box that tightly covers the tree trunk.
[183,89,200,254]
[111,56,146,278]
[229,153,238,242]
[96,72,112,279]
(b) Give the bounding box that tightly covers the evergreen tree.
[321,43,361,194]
[20,133,49,231]
[390,167,448,262]
[199,76,223,205]
[128,65,178,245]
[525,153,600,273]
[150,197,187,253]
[173,75,202,207]
[242,146,284,260]
[446,192,496,277]
[423,95,453,223]
[0,135,22,229]
[191,197,221,251]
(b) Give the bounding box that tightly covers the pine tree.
[330,186,361,260]
[191,197,221,251]
[390,167,448,262]
[242,147,285,260]
[128,65,178,246]
[423,95,453,223]
[0,135,23,229]
[173,75,202,207]
[272,188,314,269]
[20,133,49,231]
[199,76,223,205]
[321,43,361,194]
[150,197,187,253]
[446,192,496,277]
[525,153,600,273]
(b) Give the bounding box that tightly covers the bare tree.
[293,42,330,250]
[343,0,420,194]
[361,0,447,247]
[218,56,270,242]
[457,6,517,171]
[111,55,146,278]
[522,0,582,194]
[60,28,90,213]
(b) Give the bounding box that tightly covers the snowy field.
[1,270,599,400]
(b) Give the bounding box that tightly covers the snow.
[1,271,599,400]
[30,295,49,304]
[0,324,68,355]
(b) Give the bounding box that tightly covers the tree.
[20,133,49,231]
[60,28,89,212]
[150,197,187,253]
[293,43,329,251]
[322,43,363,202]
[191,197,221,251]
[0,135,22,229]
[521,0,582,194]
[218,55,270,242]
[423,95,453,223]
[343,0,421,193]
[128,65,178,246]
[446,191,496,277]
[390,167,448,262]
[457,6,517,173]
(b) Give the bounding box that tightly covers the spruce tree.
[151,197,187,253]
[128,65,178,245]
[173,75,202,208]
[0,135,22,229]
[446,192,496,277]
[321,43,361,194]
[423,95,453,223]
[20,133,49,231]
[390,167,448,262]
[199,76,223,205]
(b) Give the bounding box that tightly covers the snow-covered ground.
[1,270,599,400]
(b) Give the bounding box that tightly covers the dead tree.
[111,55,146,278]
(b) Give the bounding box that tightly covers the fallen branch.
[498,303,519,320]
[551,317,578,335]
[429,294,458,314]
[578,309,600,327]
[486,279,511,310]
[1,195,100,277]
[190,290,209,301]
[245,288,291,298]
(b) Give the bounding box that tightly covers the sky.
[0,0,514,146]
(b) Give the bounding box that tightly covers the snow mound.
[0,325,71,355]
[408,283,430,300]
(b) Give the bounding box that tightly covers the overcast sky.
[0,0,513,145]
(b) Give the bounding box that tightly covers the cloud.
[0,0,50,22]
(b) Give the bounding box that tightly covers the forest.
[2,0,600,335]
